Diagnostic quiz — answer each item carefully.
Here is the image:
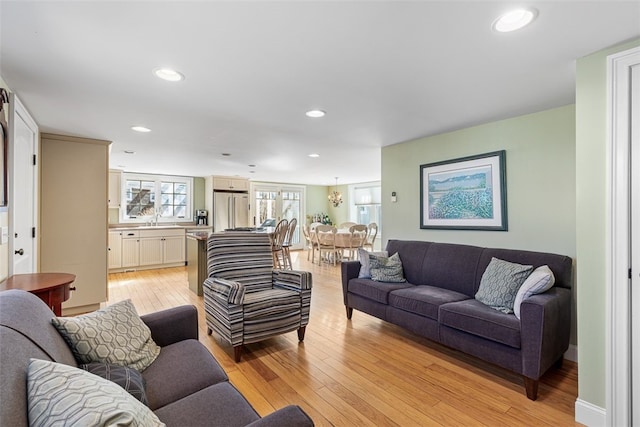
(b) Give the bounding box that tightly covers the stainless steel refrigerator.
[213,191,249,231]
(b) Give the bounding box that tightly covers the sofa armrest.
[204,277,246,305]
[273,270,312,292]
[245,405,314,427]
[520,287,572,379]
[341,261,361,305]
[141,305,198,347]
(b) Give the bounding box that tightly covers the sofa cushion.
[154,382,260,427]
[475,257,533,314]
[514,265,555,319]
[357,248,388,279]
[389,286,469,320]
[80,363,148,405]
[52,299,161,371]
[370,253,406,283]
[439,299,521,349]
[347,278,413,304]
[27,359,165,427]
[142,339,229,410]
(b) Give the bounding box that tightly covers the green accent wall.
[575,38,640,409]
[382,105,577,344]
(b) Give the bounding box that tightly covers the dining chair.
[344,224,368,260]
[270,219,289,269]
[338,222,357,230]
[363,223,378,251]
[282,218,297,270]
[302,224,318,263]
[314,225,338,265]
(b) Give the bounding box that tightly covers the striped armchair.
[203,232,312,362]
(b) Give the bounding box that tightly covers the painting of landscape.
[428,166,493,220]
[420,150,507,231]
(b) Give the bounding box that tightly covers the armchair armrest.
[245,405,314,427]
[273,270,312,292]
[204,277,246,305]
[520,287,572,379]
[141,305,198,347]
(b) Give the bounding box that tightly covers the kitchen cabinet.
[108,231,123,269]
[110,228,185,271]
[121,231,140,268]
[108,170,122,208]
[212,176,249,192]
[40,133,109,315]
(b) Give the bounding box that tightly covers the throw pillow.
[79,363,148,405]
[27,359,165,427]
[513,265,556,319]
[369,252,406,283]
[475,257,533,314]
[52,299,160,371]
[357,249,388,279]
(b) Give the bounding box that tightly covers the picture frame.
[420,150,507,231]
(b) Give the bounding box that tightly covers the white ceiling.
[1,1,639,186]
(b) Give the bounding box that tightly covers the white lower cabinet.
[108,231,123,269]
[110,228,185,271]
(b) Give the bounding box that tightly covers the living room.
[1,2,639,426]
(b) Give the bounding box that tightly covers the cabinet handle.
[127,233,135,236]
[15,248,24,255]
[69,286,76,291]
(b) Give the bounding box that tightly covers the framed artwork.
[420,150,507,231]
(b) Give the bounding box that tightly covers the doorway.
[9,94,38,275]
[252,184,304,249]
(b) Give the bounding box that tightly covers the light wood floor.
[108,251,580,426]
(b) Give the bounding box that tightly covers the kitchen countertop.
[109,224,212,231]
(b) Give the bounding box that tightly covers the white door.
[252,185,304,249]
[631,62,640,425]
[9,94,38,275]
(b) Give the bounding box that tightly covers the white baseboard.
[564,344,578,362]
[575,398,606,426]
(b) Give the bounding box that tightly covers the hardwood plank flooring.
[108,251,580,426]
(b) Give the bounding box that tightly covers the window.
[121,173,193,223]
[350,182,382,235]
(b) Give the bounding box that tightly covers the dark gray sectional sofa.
[341,239,572,400]
[0,289,313,426]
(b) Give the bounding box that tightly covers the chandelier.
[328,177,343,207]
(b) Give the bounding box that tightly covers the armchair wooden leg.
[524,377,539,400]
[346,306,353,319]
[234,345,243,363]
[207,327,212,335]
[297,326,306,341]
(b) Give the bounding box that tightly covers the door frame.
[606,46,640,427]
[8,93,39,275]
[250,183,305,249]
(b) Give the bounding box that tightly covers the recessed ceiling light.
[308,153,320,158]
[493,8,537,32]
[305,109,326,118]
[248,164,256,167]
[222,153,231,157]
[131,126,151,133]
[153,68,185,82]
[124,150,136,155]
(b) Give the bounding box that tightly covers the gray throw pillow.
[475,257,533,314]
[358,249,388,278]
[369,252,406,283]
[27,359,165,427]
[80,363,148,406]
[52,299,160,372]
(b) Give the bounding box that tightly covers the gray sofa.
[0,289,314,426]
[341,240,572,400]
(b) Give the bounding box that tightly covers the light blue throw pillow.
[475,257,533,314]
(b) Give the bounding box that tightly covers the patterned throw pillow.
[513,265,555,319]
[357,249,388,279]
[80,363,148,405]
[52,299,160,371]
[27,359,165,427]
[475,257,533,314]
[369,252,406,283]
